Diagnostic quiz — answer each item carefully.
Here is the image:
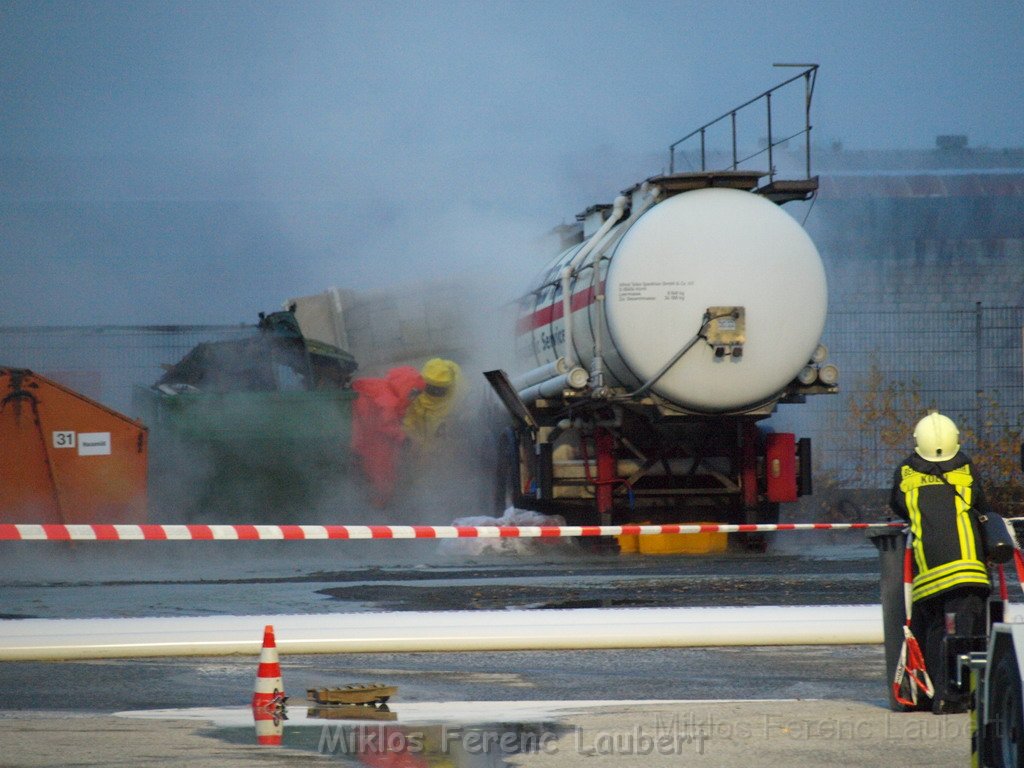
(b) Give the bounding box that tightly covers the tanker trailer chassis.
[487,69,835,543]
[486,369,814,536]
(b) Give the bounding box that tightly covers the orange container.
[0,368,147,524]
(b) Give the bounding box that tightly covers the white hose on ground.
[0,604,883,660]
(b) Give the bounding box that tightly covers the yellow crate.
[638,530,728,555]
[616,533,640,553]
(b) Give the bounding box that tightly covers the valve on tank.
[704,306,745,359]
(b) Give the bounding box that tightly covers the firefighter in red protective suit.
[350,366,424,507]
[351,358,463,508]
[889,411,991,714]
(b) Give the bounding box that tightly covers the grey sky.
[2,0,1022,325]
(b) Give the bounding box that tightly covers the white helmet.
[913,412,960,462]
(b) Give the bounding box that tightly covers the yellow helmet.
[421,358,460,390]
[913,412,960,462]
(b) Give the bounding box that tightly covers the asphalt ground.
[0,537,980,767]
[0,536,882,618]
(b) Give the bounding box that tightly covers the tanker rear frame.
[489,369,815,539]
[486,171,827,542]
[486,173,828,541]
[486,67,831,546]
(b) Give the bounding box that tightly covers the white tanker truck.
[484,69,836,544]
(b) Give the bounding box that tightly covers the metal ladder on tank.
[663,63,819,206]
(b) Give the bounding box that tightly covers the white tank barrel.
[516,187,828,413]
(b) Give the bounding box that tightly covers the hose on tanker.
[622,309,738,401]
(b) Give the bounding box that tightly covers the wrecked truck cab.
[135,310,358,522]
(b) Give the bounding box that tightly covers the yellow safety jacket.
[893,456,990,602]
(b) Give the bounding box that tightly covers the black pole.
[536,442,554,501]
[870,528,909,711]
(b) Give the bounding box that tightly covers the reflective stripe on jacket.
[897,461,990,602]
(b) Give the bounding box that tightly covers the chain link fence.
[3,306,1022,494]
[810,304,1024,492]
[0,325,254,417]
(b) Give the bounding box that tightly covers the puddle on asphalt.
[119,701,579,763]
[531,597,660,609]
[118,698,780,761]
[233,714,565,763]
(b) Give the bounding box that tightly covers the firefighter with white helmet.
[912,412,961,462]
[889,411,991,713]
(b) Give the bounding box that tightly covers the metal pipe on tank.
[518,366,589,405]
[590,185,660,389]
[510,358,569,392]
[560,195,627,366]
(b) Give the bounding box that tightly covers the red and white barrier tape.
[0,521,905,542]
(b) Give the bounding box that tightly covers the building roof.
[817,172,1024,200]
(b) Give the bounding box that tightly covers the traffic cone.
[252,702,284,747]
[252,624,286,708]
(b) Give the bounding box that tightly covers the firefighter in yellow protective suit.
[403,358,463,451]
[889,411,991,714]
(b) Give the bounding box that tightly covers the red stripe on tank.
[515,282,604,334]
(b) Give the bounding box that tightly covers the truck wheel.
[988,650,1024,768]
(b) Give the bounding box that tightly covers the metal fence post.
[976,301,983,437]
